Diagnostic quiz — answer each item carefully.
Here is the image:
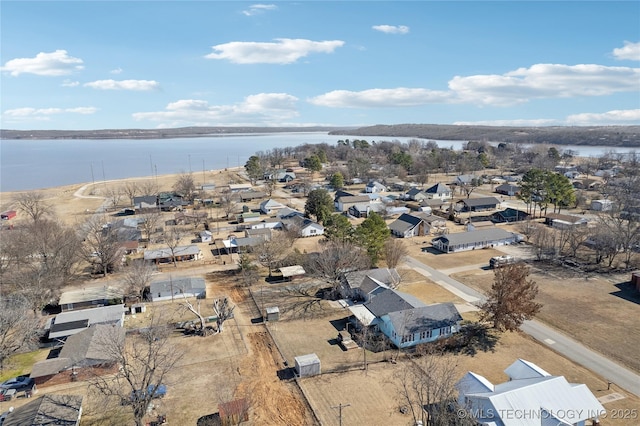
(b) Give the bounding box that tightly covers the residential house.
[423,182,452,200]
[276,207,304,219]
[335,195,372,212]
[236,212,261,223]
[58,287,123,312]
[544,213,589,229]
[405,187,429,202]
[455,196,501,212]
[236,190,267,202]
[348,288,462,349]
[150,277,206,302]
[389,212,443,238]
[46,304,126,340]
[2,394,84,426]
[348,201,385,218]
[247,218,283,230]
[591,199,613,211]
[175,210,208,225]
[133,195,157,211]
[215,236,263,255]
[572,179,601,191]
[143,245,203,264]
[259,199,287,215]
[245,228,273,240]
[157,192,188,211]
[340,268,400,302]
[30,325,125,386]
[228,183,252,192]
[431,228,520,253]
[281,215,324,237]
[455,174,480,186]
[456,359,604,426]
[495,183,521,197]
[491,208,530,223]
[365,181,387,193]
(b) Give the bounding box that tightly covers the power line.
[331,402,351,426]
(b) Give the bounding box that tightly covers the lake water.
[0,132,636,192]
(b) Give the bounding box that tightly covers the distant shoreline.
[2,124,640,147]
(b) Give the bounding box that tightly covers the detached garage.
[294,353,321,377]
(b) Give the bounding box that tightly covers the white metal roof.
[277,265,306,277]
[348,304,378,326]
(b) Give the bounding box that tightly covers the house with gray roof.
[2,394,84,426]
[455,196,501,212]
[335,195,372,212]
[365,181,387,193]
[46,304,126,340]
[388,212,447,238]
[431,228,519,253]
[143,245,202,264]
[281,215,324,237]
[456,359,604,426]
[150,277,206,302]
[348,287,462,348]
[31,325,125,386]
[259,198,287,215]
[340,268,401,301]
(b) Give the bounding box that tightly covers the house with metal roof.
[335,195,372,212]
[259,198,287,215]
[495,183,521,197]
[431,228,520,253]
[340,268,401,301]
[365,181,387,193]
[58,286,123,312]
[46,304,126,340]
[280,215,324,237]
[143,245,202,264]
[456,359,605,426]
[150,277,206,302]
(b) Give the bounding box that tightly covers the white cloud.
[449,64,640,106]
[110,67,123,74]
[3,106,97,121]
[613,41,640,61]
[205,38,344,64]
[372,25,410,34]
[566,109,640,125]
[61,80,80,87]
[84,79,160,91]
[133,93,299,127]
[242,4,277,16]
[309,88,452,108]
[1,50,84,76]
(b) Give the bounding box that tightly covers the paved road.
[404,255,640,397]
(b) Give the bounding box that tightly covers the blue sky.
[1,1,639,130]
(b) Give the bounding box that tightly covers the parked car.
[489,255,516,268]
[0,376,36,393]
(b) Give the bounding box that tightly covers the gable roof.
[388,213,424,234]
[59,324,124,366]
[260,199,286,210]
[386,302,462,334]
[363,288,425,317]
[458,196,501,207]
[143,245,201,260]
[457,360,605,426]
[337,195,372,204]
[49,304,126,339]
[424,183,451,195]
[3,394,83,426]
[150,277,205,294]
[58,286,122,306]
[343,268,400,293]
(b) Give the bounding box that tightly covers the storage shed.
[265,306,280,322]
[294,353,321,377]
[632,271,640,292]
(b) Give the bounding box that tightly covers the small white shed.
[265,306,280,322]
[294,353,321,377]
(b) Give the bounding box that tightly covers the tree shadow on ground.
[439,322,499,356]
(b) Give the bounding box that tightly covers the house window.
[401,334,413,344]
[420,330,432,340]
[310,229,316,234]
[440,326,452,336]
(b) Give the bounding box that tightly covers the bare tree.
[105,186,123,211]
[83,217,125,276]
[213,297,235,333]
[122,181,140,207]
[384,238,408,269]
[122,260,156,300]
[181,294,208,335]
[0,295,40,371]
[161,226,188,267]
[479,263,542,332]
[90,318,183,426]
[173,172,196,202]
[305,240,371,297]
[139,209,162,243]
[237,253,260,287]
[139,180,159,197]
[15,191,53,223]
[396,349,473,426]
[255,235,292,276]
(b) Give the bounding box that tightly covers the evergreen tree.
[244,155,263,184]
[324,213,354,242]
[356,212,390,264]
[330,172,344,190]
[305,188,333,223]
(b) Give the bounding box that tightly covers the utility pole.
[331,402,351,426]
